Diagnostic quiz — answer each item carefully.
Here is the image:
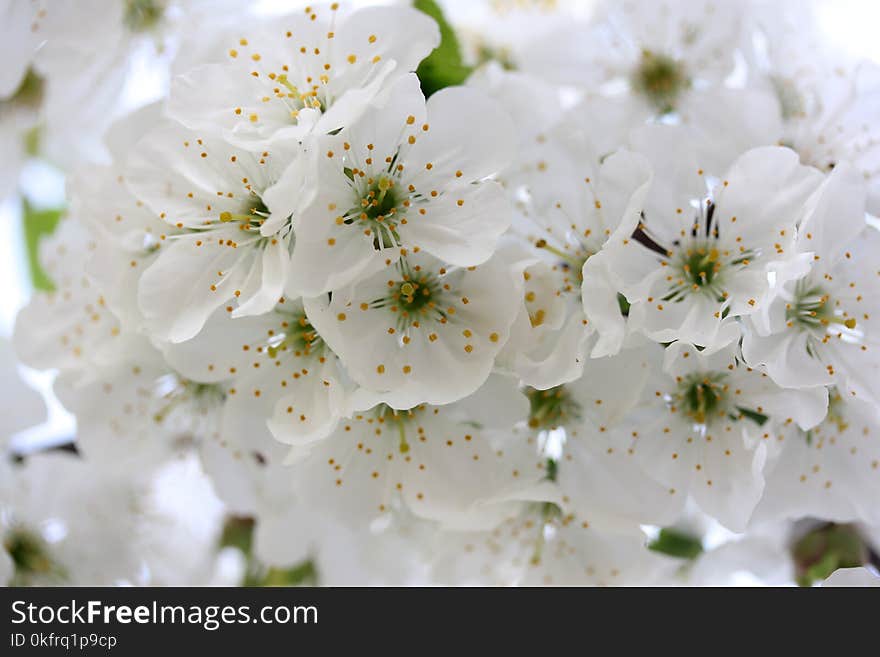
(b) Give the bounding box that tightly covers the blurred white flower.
[0,338,45,444]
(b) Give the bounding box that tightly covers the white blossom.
[167,3,440,149]
[587,127,821,351]
[6,0,880,587]
[125,120,307,341]
[742,164,880,406]
[285,74,515,296]
[305,250,521,408]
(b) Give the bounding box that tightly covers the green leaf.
[648,528,703,560]
[414,0,473,97]
[21,199,63,292]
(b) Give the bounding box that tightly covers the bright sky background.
[815,0,880,62]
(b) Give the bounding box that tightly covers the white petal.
[267,358,347,447]
[306,253,521,408]
[823,568,880,587]
[137,230,260,342]
[231,236,290,318]
[405,85,516,190]
[403,181,512,266]
[581,252,628,358]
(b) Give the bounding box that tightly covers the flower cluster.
[3,0,880,586]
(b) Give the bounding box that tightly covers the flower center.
[476,43,516,71]
[671,371,769,428]
[632,202,757,304]
[659,239,743,303]
[397,277,435,314]
[786,280,857,335]
[370,261,449,331]
[680,245,722,289]
[4,526,59,584]
[123,0,164,32]
[676,372,728,425]
[363,176,399,222]
[282,74,325,111]
[372,403,425,453]
[807,388,849,443]
[153,378,225,424]
[631,50,690,113]
[534,238,593,294]
[770,75,806,121]
[826,389,849,432]
[344,174,402,250]
[267,310,325,359]
[526,385,581,430]
[219,196,271,232]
